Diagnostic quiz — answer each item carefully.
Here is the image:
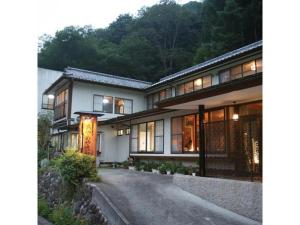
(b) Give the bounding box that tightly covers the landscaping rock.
[38,169,109,225]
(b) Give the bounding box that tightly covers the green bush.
[38,198,52,219]
[50,205,88,225]
[158,163,167,174]
[55,150,99,187]
[121,160,129,169]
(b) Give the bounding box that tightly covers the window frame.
[93,94,113,113]
[114,97,133,115]
[54,88,69,120]
[130,119,164,154]
[42,94,55,110]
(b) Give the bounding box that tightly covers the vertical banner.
[78,115,97,156]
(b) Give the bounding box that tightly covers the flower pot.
[192,172,196,176]
[129,166,135,171]
[166,171,171,175]
[152,169,158,174]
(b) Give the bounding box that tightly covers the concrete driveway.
[96,169,260,225]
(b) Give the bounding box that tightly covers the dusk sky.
[38,0,193,37]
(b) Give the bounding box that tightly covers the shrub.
[56,150,99,188]
[165,162,176,174]
[38,198,52,219]
[50,205,88,225]
[158,163,167,174]
[176,165,188,174]
[121,160,129,169]
[40,158,50,168]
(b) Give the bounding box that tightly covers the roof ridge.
[158,40,262,83]
[65,67,152,84]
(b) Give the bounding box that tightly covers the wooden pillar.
[198,105,206,177]
[78,114,97,157]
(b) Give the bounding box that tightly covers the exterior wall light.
[48,94,55,99]
[232,113,239,121]
[232,101,239,121]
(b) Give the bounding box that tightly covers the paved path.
[96,169,260,225]
[38,216,53,225]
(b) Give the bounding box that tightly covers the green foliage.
[38,198,52,219]
[55,150,99,188]
[121,160,129,169]
[50,205,88,225]
[158,163,167,174]
[38,0,262,82]
[38,112,53,151]
[38,148,48,165]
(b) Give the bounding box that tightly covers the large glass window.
[54,89,68,120]
[130,120,164,153]
[231,65,242,80]
[165,88,172,98]
[212,74,219,86]
[194,78,202,90]
[171,117,182,153]
[171,115,198,153]
[177,84,185,95]
[93,95,113,113]
[138,123,147,151]
[115,98,132,114]
[131,125,138,152]
[147,122,155,152]
[42,94,55,110]
[256,58,262,73]
[184,81,194,93]
[243,60,256,77]
[159,90,166,101]
[219,70,231,83]
[147,95,153,110]
[202,75,212,88]
[205,109,225,153]
[183,115,196,152]
[155,120,164,152]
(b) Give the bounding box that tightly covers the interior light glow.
[103,98,109,104]
[195,78,202,86]
[48,94,55,99]
[250,63,256,71]
[232,113,239,121]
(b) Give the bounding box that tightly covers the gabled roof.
[64,67,152,89]
[148,40,262,89]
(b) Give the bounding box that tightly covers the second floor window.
[54,89,68,120]
[42,94,54,110]
[93,95,113,113]
[115,98,133,114]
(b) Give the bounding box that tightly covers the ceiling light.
[48,94,55,99]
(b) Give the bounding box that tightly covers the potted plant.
[191,167,198,176]
[165,162,173,175]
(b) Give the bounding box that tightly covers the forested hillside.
[38,0,262,82]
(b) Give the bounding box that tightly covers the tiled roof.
[148,40,262,89]
[64,67,152,89]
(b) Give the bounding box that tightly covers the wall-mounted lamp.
[48,94,55,99]
[232,101,239,121]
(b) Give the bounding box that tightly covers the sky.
[38,0,193,37]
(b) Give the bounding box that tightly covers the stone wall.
[173,174,262,222]
[38,170,109,225]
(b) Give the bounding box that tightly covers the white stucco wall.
[38,68,63,114]
[98,125,130,162]
[71,81,146,122]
